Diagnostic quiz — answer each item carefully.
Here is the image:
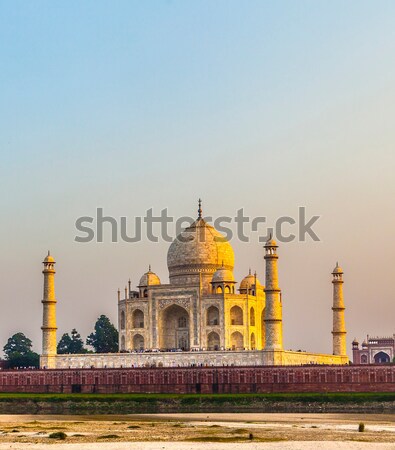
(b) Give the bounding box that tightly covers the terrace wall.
[0,364,394,394]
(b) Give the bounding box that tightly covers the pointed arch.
[250,332,256,350]
[250,307,255,326]
[374,351,390,364]
[133,334,144,350]
[207,306,219,326]
[132,309,144,328]
[230,331,244,350]
[159,304,190,350]
[207,331,220,350]
[230,305,243,325]
[120,335,126,351]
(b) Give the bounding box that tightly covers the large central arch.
[374,351,390,364]
[159,304,190,350]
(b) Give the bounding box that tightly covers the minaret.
[352,338,360,364]
[332,262,347,356]
[41,251,58,369]
[264,236,283,350]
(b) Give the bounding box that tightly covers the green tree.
[57,328,87,354]
[86,315,119,353]
[3,332,39,368]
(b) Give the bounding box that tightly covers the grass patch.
[48,431,67,440]
[0,392,393,403]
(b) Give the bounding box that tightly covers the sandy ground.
[0,413,393,450]
[0,441,395,450]
[0,443,394,450]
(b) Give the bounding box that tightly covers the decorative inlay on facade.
[158,298,191,310]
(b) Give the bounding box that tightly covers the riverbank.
[0,412,394,448]
[0,393,394,414]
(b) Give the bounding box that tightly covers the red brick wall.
[0,365,394,394]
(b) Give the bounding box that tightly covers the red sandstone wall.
[0,365,394,394]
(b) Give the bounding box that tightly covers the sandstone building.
[352,335,395,364]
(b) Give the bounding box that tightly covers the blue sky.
[1,1,394,353]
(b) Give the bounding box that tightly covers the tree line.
[2,315,118,369]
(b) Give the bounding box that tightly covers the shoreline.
[0,392,394,414]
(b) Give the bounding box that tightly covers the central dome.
[167,216,234,288]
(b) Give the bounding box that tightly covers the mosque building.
[40,201,349,369]
[352,335,395,364]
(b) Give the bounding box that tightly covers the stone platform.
[41,349,349,369]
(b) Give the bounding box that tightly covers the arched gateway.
[159,304,190,350]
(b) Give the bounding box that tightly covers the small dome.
[332,263,343,274]
[211,267,235,283]
[239,272,262,291]
[362,340,368,348]
[139,268,161,287]
[43,251,55,263]
[352,338,359,346]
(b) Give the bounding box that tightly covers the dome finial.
[249,267,251,275]
[148,264,151,272]
[198,198,202,219]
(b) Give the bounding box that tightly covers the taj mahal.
[40,201,349,369]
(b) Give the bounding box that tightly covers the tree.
[86,315,118,353]
[3,332,39,368]
[57,334,72,354]
[57,328,87,354]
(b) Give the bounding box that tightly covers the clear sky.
[0,1,394,354]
